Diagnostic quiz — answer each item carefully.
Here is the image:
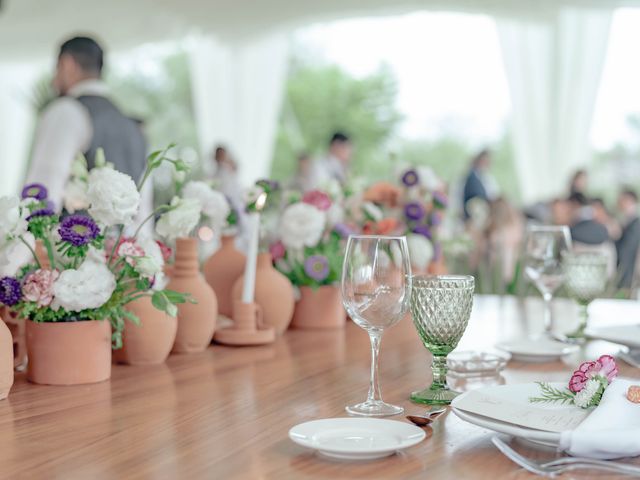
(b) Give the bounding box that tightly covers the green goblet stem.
[431,355,448,390]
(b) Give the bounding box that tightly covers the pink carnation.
[22,269,59,307]
[568,355,618,393]
[302,190,332,211]
[117,239,145,266]
[269,241,286,261]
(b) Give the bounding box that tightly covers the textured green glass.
[410,275,474,405]
[563,252,608,340]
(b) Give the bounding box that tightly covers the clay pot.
[168,238,218,353]
[113,296,177,365]
[231,253,295,335]
[26,319,111,385]
[1,307,26,369]
[203,236,246,318]
[291,286,346,329]
[0,315,14,399]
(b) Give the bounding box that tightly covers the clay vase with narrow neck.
[113,295,177,365]
[168,237,218,353]
[0,315,14,399]
[231,253,295,335]
[203,236,246,318]
[291,286,346,329]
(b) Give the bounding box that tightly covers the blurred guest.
[313,132,353,186]
[592,198,621,239]
[27,36,148,218]
[615,189,640,288]
[463,149,499,219]
[568,193,609,245]
[551,198,572,226]
[569,170,588,197]
[211,145,243,211]
[290,152,314,192]
[485,197,524,284]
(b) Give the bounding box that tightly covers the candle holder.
[214,300,275,346]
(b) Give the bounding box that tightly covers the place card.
[454,390,590,432]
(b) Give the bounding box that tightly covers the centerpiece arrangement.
[0,147,192,384]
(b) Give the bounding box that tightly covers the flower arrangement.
[273,188,346,288]
[529,355,619,409]
[0,146,194,348]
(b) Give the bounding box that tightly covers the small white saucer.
[496,338,579,363]
[289,418,426,460]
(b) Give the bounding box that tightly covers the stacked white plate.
[496,338,579,363]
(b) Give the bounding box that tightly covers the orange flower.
[376,218,399,235]
[363,182,402,208]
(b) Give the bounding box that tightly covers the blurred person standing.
[26,36,148,222]
[569,170,589,197]
[462,149,499,219]
[290,152,314,192]
[211,144,244,223]
[615,189,640,288]
[313,132,353,187]
[567,193,609,245]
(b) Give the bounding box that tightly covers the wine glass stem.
[543,293,553,332]
[579,303,589,332]
[366,329,384,404]
[431,354,448,389]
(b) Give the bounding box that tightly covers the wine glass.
[523,225,572,335]
[341,234,412,416]
[563,251,608,340]
[410,275,475,405]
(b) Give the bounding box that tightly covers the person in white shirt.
[311,132,353,189]
[26,36,150,231]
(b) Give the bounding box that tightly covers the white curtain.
[188,33,289,186]
[0,62,41,196]
[497,8,612,203]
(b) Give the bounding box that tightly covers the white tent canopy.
[0,0,632,199]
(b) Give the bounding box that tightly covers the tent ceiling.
[0,0,637,60]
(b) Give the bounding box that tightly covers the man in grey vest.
[26,36,150,227]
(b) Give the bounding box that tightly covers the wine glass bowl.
[341,235,412,416]
[410,275,474,405]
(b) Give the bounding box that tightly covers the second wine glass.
[341,234,412,416]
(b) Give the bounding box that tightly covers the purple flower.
[304,255,330,282]
[432,191,448,209]
[0,277,22,306]
[26,208,55,221]
[21,183,48,200]
[333,223,355,239]
[412,224,432,239]
[404,202,425,221]
[401,169,420,187]
[429,211,442,227]
[58,214,100,246]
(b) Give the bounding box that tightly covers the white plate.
[587,324,640,349]
[452,383,589,447]
[496,338,579,363]
[289,418,426,460]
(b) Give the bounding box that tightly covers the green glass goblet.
[410,275,475,405]
[563,252,608,341]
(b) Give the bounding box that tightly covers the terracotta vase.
[203,236,246,318]
[0,315,14,399]
[231,253,295,335]
[113,296,177,365]
[168,238,218,353]
[1,307,26,369]
[26,319,111,385]
[291,286,346,329]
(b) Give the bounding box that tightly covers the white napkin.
[560,379,640,459]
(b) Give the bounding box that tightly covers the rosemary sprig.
[528,382,575,405]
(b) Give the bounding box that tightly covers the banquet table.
[1,295,639,479]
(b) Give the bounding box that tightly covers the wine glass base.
[410,386,460,405]
[345,400,404,417]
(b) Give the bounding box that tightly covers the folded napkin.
[560,379,640,459]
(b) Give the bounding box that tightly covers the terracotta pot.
[291,286,346,329]
[203,236,246,318]
[168,238,218,353]
[0,315,14,399]
[26,319,111,385]
[231,253,295,335]
[1,307,26,369]
[113,296,177,365]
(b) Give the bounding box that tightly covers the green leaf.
[151,291,168,312]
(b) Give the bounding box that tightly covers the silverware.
[405,407,447,427]
[492,436,640,477]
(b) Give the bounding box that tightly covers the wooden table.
[1,295,639,479]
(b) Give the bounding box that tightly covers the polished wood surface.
[1,295,639,479]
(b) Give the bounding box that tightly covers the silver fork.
[492,436,640,477]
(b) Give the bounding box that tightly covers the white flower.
[70,153,89,179]
[326,203,344,227]
[362,202,383,222]
[135,236,164,285]
[0,195,28,243]
[417,166,443,191]
[135,256,162,278]
[574,378,602,409]
[182,181,230,232]
[63,179,90,213]
[0,233,35,276]
[52,255,116,312]
[155,197,201,240]
[245,185,266,206]
[87,167,141,226]
[407,233,434,271]
[279,202,326,250]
